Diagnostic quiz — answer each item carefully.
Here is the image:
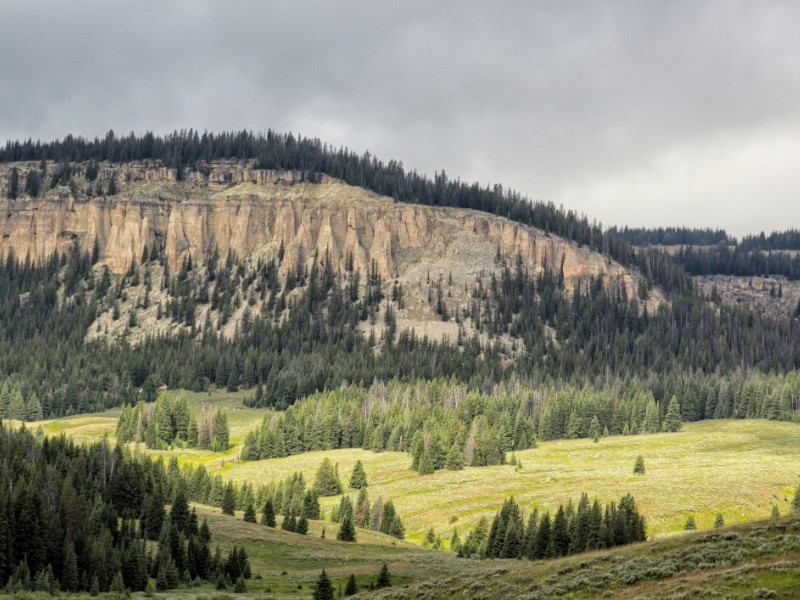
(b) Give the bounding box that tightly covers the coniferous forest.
[0,423,250,594]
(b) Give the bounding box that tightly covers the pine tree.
[313,569,335,600]
[684,515,697,530]
[315,458,342,496]
[349,460,368,489]
[296,509,309,535]
[222,482,236,516]
[633,455,645,475]
[62,540,79,592]
[376,562,391,588]
[713,513,725,528]
[261,498,276,526]
[233,575,246,593]
[772,504,780,519]
[337,513,356,542]
[445,442,465,470]
[662,395,683,432]
[344,573,358,596]
[110,571,125,593]
[243,501,256,523]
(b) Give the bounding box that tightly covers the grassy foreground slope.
[367,515,800,599]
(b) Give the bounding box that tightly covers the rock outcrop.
[0,161,661,306]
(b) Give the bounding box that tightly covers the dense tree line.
[674,244,800,280]
[617,226,800,280]
[738,230,800,253]
[0,422,249,594]
[116,393,229,451]
[610,226,732,247]
[456,494,646,559]
[238,372,800,467]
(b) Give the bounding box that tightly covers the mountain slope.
[0,160,662,344]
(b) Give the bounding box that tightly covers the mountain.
[0,131,798,421]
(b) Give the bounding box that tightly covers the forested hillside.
[0,131,798,426]
[0,423,250,594]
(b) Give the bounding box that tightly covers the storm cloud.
[1,0,799,237]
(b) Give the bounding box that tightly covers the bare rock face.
[0,162,662,309]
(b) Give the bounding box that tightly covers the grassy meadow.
[33,391,800,545]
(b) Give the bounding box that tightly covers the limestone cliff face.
[0,162,661,306]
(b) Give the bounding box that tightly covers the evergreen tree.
[222,482,236,516]
[315,458,343,496]
[376,563,391,588]
[243,501,256,523]
[662,395,683,432]
[296,510,309,535]
[713,513,725,528]
[684,515,697,530]
[349,460,368,489]
[233,575,246,593]
[344,573,358,596]
[313,569,334,600]
[445,442,465,470]
[261,498,276,527]
[337,513,356,542]
[633,455,645,475]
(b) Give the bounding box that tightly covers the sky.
[1,1,798,238]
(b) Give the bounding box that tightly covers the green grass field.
[222,419,800,543]
[26,399,800,599]
[34,395,800,542]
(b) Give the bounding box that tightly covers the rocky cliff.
[1,162,656,290]
[0,161,662,342]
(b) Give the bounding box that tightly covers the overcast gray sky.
[1,1,798,237]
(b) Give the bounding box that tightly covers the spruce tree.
[337,513,356,542]
[7,167,19,199]
[633,455,645,475]
[344,573,358,596]
[684,515,697,530]
[262,498,276,527]
[243,501,256,523]
[313,569,334,600]
[376,563,391,588]
[349,460,368,489]
[662,395,683,432]
[221,482,236,516]
[445,442,465,470]
[315,458,342,496]
[713,512,725,528]
[296,510,309,534]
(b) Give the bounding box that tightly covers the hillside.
[0,160,661,345]
[35,399,800,542]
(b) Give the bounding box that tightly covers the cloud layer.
[2,1,798,237]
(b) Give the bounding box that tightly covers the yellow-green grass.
[33,389,271,467]
[31,402,800,547]
[222,420,800,544]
